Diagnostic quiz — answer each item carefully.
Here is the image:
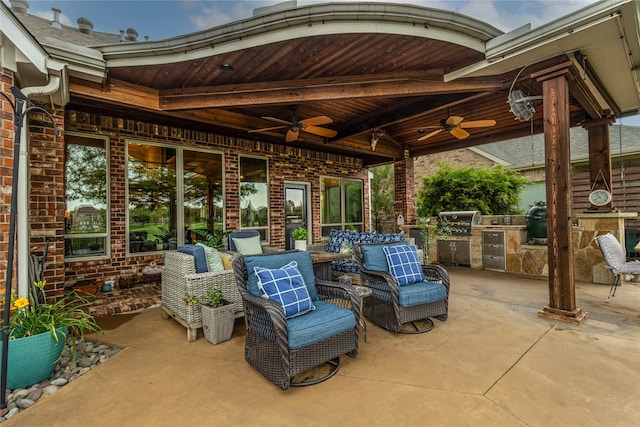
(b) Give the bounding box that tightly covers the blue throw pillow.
[177,244,208,273]
[383,245,425,286]
[254,261,315,319]
[362,242,404,271]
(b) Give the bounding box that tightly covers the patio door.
[284,183,310,250]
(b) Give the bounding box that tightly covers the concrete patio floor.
[5,266,640,426]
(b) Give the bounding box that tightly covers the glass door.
[285,183,309,250]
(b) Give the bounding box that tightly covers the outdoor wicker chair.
[596,233,640,301]
[161,250,241,342]
[353,242,450,334]
[232,250,360,390]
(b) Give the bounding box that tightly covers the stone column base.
[538,306,589,324]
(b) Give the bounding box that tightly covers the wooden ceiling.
[67,19,606,166]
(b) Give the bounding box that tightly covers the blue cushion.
[383,245,425,286]
[287,301,356,349]
[243,251,319,301]
[254,261,314,319]
[375,231,404,243]
[397,281,447,307]
[177,244,208,273]
[326,229,356,253]
[330,259,360,273]
[361,242,404,271]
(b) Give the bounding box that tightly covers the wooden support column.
[583,118,615,211]
[534,66,588,324]
[393,154,415,231]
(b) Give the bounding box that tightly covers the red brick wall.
[53,108,368,286]
[0,69,16,289]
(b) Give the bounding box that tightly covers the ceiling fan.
[418,115,496,141]
[248,106,337,142]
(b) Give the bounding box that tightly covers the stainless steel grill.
[437,211,482,235]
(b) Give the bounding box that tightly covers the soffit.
[54,1,640,166]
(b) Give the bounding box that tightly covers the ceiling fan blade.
[304,125,337,138]
[460,119,496,128]
[418,129,443,141]
[286,129,300,142]
[449,127,470,139]
[262,116,293,126]
[445,116,465,126]
[248,125,287,133]
[300,116,333,126]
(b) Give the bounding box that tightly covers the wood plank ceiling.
[68,27,598,166]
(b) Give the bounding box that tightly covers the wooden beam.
[583,118,615,210]
[69,78,160,110]
[159,73,506,110]
[536,67,588,324]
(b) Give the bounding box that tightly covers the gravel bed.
[0,337,121,422]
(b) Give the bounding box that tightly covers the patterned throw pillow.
[254,261,315,318]
[382,245,425,286]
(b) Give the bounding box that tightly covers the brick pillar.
[393,155,415,231]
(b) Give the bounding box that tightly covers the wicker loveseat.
[161,249,242,342]
[309,229,405,283]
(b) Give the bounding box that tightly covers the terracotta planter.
[1,327,67,389]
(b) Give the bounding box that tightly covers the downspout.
[16,75,61,297]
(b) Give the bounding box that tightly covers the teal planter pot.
[1,327,67,389]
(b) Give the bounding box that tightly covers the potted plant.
[1,280,102,389]
[187,285,234,345]
[291,227,309,251]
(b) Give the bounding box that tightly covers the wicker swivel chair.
[353,242,450,333]
[232,250,360,390]
[595,233,640,301]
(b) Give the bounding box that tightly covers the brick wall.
[51,108,368,287]
[0,69,15,289]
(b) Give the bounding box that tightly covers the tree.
[370,164,395,232]
[416,163,528,217]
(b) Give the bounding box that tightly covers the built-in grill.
[437,211,482,235]
[436,211,482,266]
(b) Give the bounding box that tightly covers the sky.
[5,0,640,125]
[9,0,602,40]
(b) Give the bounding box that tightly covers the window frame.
[238,155,270,242]
[320,176,364,236]
[64,132,111,260]
[125,140,225,255]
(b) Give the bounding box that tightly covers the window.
[183,149,224,244]
[320,177,363,236]
[239,156,269,241]
[64,133,109,258]
[127,142,224,254]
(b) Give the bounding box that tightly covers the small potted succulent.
[291,227,309,251]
